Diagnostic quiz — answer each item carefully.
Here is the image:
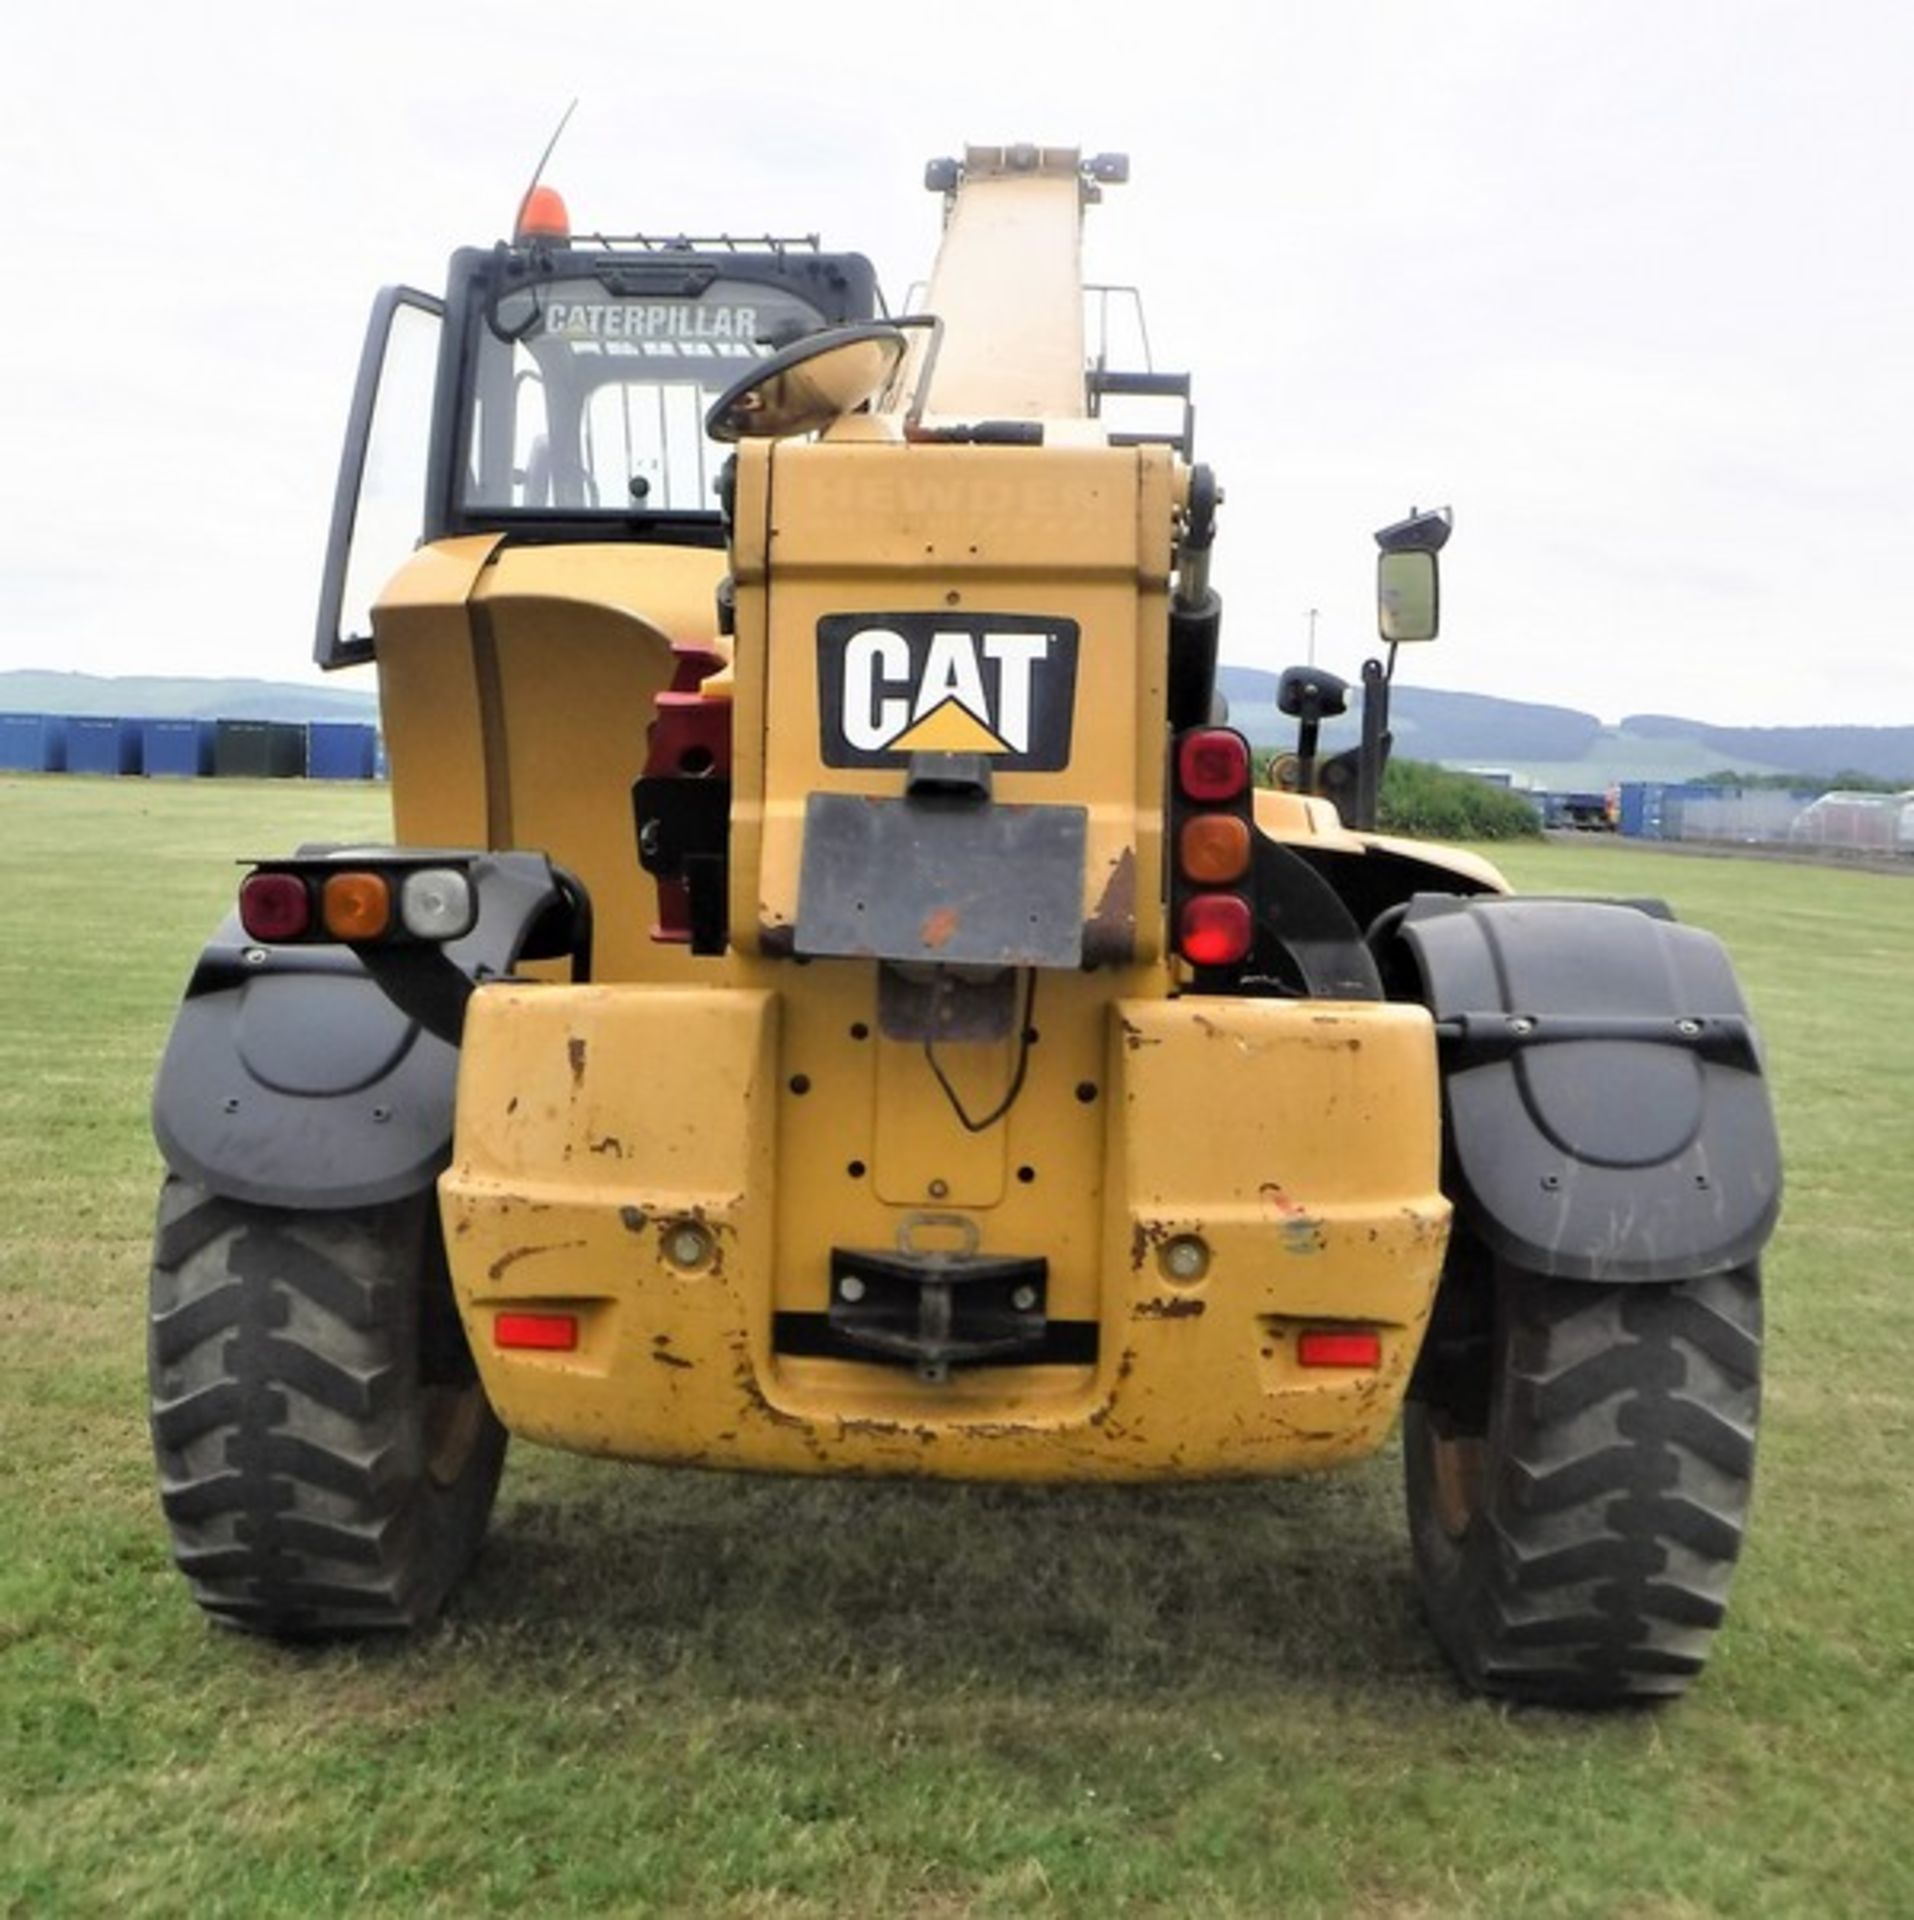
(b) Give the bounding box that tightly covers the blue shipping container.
[1617,781,1668,839]
[214,720,306,779]
[307,721,379,780]
[68,717,143,775]
[1656,784,1713,841]
[0,713,69,772]
[141,719,216,777]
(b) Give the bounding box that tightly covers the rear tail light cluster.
[1170,727,1255,970]
[237,861,477,946]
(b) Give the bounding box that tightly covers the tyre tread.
[147,1177,505,1639]
[1407,1261,1761,1706]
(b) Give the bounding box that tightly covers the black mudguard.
[153,850,577,1211]
[1395,895,1781,1283]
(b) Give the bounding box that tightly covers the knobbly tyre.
[147,144,1780,1704]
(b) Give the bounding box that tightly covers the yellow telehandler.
[148,145,1779,1704]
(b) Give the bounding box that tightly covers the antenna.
[514,99,579,235]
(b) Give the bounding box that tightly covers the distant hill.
[0,672,377,724]
[1619,714,1914,784]
[1217,667,1914,786]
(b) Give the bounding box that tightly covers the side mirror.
[1373,506,1452,645]
[706,323,908,442]
[1378,550,1439,644]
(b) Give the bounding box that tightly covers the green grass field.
[3,777,1911,1917]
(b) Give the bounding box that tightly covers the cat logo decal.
[817,613,1079,769]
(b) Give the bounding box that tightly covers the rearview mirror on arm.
[1378,550,1439,643]
[1373,506,1452,645]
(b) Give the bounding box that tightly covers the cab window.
[463,275,829,516]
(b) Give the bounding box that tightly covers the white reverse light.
[399,868,476,941]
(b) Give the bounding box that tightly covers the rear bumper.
[441,984,1449,1480]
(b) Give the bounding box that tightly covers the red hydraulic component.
[641,645,732,945]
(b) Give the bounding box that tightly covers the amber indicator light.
[1179,813,1252,885]
[322,871,393,942]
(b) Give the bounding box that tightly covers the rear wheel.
[147,1179,506,1637]
[1403,1259,1761,1705]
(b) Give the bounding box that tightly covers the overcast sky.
[2,1,1907,727]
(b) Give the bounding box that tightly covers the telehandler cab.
[148,145,1779,1705]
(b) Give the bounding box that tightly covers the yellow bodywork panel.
[1251,789,1513,895]
[443,985,778,1458]
[373,539,728,980]
[441,983,1449,1480]
[372,535,502,847]
[732,437,1173,965]
[920,148,1089,422]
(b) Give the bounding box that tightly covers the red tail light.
[1297,1328,1383,1369]
[1178,894,1252,967]
[495,1311,579,1352]
[1177,729,1250,802]
[238,872,312,943]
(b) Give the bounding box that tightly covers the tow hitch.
[825,1237,1050,1383]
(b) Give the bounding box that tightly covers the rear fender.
[1393,895,1781,1282]
[153,851,577,1210]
